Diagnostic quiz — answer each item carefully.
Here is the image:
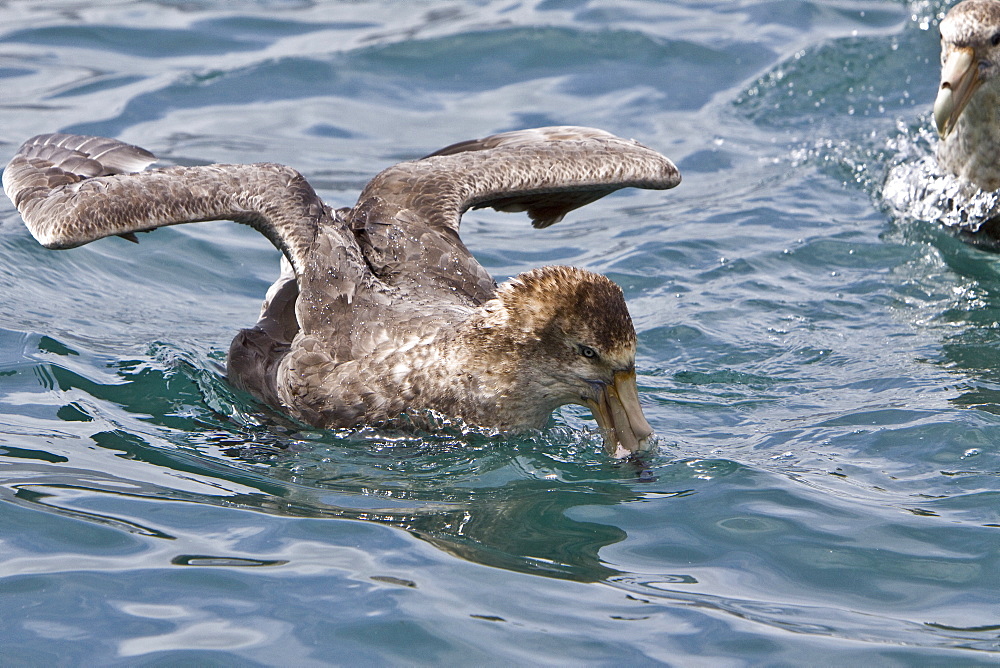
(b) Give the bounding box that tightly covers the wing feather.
[376,125,680,230]
[349,126,680,302]
[3,133,328,274]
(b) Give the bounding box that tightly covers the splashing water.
[883,119,1000,243]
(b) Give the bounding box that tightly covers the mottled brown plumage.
[3,127,680,457]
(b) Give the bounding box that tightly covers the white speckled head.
[941,0,1000,48]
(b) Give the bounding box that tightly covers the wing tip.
[12,133,157,177]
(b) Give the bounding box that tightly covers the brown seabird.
[935,0,1000,190]
[2,127,680,458]
[882,0,1000,241]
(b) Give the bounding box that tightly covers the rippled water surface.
[2,0,999,664]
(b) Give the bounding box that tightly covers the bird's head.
[935,0,1000,138]
[489,265,654,458]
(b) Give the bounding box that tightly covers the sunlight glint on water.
[0,0,999,664]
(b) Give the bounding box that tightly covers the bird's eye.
[992,31,1000,47]
[578,345,598,359]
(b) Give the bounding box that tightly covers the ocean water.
[1,0,999,664]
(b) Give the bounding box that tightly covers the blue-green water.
[1,0,998,664]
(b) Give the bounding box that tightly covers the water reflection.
[0,331,659,583]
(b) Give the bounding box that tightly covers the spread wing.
[2,133,332,275]
[348,126,681,304]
